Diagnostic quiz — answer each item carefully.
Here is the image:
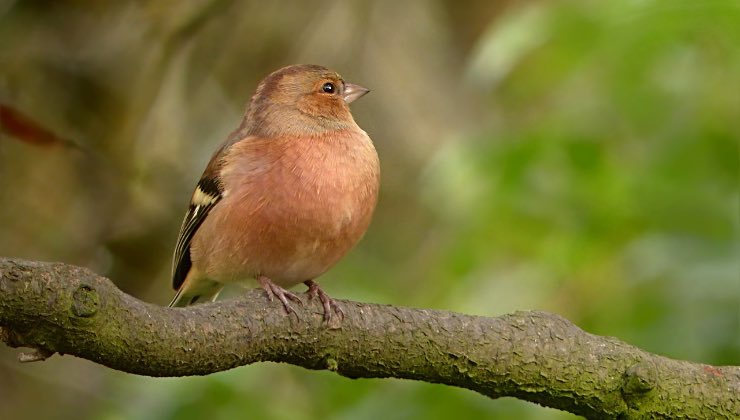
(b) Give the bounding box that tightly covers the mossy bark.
[0,258,738,419]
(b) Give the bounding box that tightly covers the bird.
[168,64,380,321]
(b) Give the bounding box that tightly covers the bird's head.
[244,64,370,136]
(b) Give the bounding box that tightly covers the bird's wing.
[171,175,222,290]
[171,136,244,291]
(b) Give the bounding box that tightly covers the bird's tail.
[168,279,224,307]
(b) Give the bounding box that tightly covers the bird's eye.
[322,82,336,94]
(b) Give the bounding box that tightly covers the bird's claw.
[305,280,344,322]
[258,276,303,316]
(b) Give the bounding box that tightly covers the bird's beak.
[343,83,370,104]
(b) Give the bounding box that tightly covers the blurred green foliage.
[0,1,737,419]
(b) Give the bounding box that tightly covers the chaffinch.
[169,64,379,321]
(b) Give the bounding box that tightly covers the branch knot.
[71,284,99,318]
[621,361,658,409]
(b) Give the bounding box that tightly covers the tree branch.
[0,258,737,419]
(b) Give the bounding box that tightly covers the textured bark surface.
[1,258,738,419]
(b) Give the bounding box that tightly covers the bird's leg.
[304,280,344,322]
[258,275,303,316]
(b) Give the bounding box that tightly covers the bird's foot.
[304,280,344,322]
[258,275,303,316]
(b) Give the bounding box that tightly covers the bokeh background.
[1,0,738,419]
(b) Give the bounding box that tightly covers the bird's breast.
[196,130,379,285]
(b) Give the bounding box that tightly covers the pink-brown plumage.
[192,130,379,286]
[169,64,379,320]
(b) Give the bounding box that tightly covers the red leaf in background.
[0,103,75,148]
